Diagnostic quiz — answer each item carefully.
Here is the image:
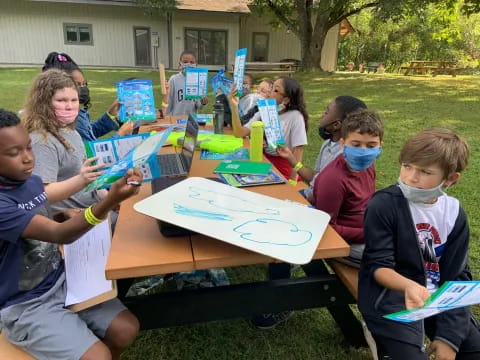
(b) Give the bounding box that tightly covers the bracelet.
[106,112,116,120]
[293,162,303,172]
[288,179,298,186]
[84,206,104,226]
[162,101,168,107]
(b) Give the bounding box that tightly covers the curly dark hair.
[42,51,80,73]
[0,109,21,128]
[335,96,367,121]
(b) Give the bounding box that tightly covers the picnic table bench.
[401,61,459,76]
[231,61,297,74]
[365,62,381,73]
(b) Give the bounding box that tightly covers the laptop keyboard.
[158,154,184,175]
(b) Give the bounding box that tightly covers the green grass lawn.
[1,68,479,359]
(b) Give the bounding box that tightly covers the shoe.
[252,311,293,329]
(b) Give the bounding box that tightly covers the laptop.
[156,113,199,177]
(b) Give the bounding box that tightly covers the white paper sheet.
[64,221,113,307]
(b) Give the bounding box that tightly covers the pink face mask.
[54,108,78,125]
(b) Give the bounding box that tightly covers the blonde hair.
[22,69,78,150]
[399,128,469,178]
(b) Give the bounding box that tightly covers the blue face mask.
[343,145,382,171]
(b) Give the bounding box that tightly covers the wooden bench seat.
[327,259,359,300]
[0,333,35,360]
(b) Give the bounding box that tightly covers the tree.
[250,0,479,70]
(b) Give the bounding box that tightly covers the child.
[359,128,480,360]
[165,50,208,116]
[239,79,273,125]
[313,109,383,264]
[229,76,308,180]
[252,109,383,329]
[42,51,133,141]
[0,109,142,360]
[276,95,367,200]
[22,69,107,214]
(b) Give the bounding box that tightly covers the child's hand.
[428,340,456,360]
[107,100,121,117]
[276,145,295,164]
[108,168,143,202]
[118,121,134,136]
[80,157,106,184]
[201,97,208,105]
[228,86,239,107]
[404,282,430,309]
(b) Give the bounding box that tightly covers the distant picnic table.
[401,61,459,77]
[231,61,297,74]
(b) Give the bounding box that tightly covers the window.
[63,23,93,45]
[185,28,227,66]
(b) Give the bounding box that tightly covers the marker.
[127,181,141,186]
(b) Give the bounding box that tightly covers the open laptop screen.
[181,114,199,169]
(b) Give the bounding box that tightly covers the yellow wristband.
[288,179,298,186]
[162,102,168,107]
[84,206,104,226]
[106,112,116,120]
[293,162,303,172]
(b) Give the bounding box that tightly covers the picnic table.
[105,116,366,347]
[230,61,297,74]
[401,60,459,76]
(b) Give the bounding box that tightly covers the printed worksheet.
[385,281,480,323]
[233,48,247,96]
[64,221,112,307]
[185,68,208,99]
[257,98,286,150]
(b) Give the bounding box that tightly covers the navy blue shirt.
[0,175,63,308]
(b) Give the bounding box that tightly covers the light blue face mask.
[343,145,382,171]
[397,177,446,203]
[180,62,196,71]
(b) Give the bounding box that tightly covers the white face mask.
[277,103,286,113]
[397,177,446,203]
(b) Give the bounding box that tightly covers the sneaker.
[252,311,293,329]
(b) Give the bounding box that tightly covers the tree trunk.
[300,11,331,70]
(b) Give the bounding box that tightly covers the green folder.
[213,160,272,175]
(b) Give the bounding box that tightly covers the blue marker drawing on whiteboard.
[187,186,279,215]
[233,218,312,246]
[173,203,233,221]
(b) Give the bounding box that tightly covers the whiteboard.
[133,177,331,264]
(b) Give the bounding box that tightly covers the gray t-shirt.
[31,128,100,212]
[245,109,307,155]
[314,139,342,172]
[166,72,205,116]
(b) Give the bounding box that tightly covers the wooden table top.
[105,119,350,280]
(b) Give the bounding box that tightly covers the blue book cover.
[116,79,156,122]
[184,68,209,99]
[233,48,247,97]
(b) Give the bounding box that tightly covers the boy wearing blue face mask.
[359,128,480,360]
[312,109,383,265]
[165,50,208,116]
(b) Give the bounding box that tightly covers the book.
[384,280,480,323]
[257,98,286,150]
[213,160,272,175]
[116,79,156,122]
[217,169,286,187]
[200,148,249,160]
[184,68,209,99]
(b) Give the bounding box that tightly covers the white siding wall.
[0,0,168,68]
[239,12,340,72]
[171,12,241,70]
